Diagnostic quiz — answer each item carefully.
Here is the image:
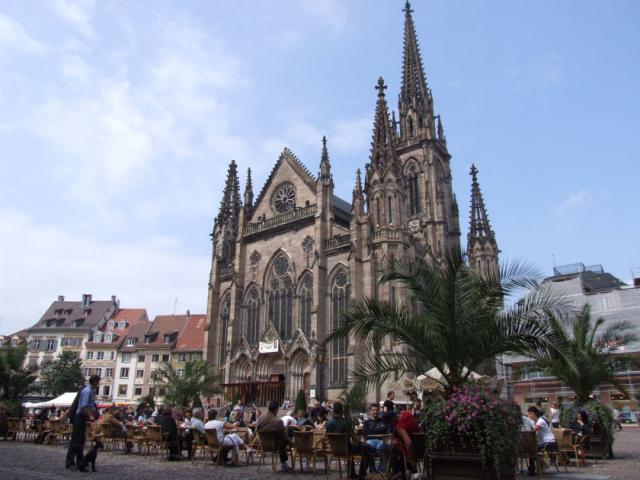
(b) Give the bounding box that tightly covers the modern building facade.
[504,263,640,412]
[204,2,499,403]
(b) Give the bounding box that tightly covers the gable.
[249,148,317,222]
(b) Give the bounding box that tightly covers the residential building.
[504,263,640,412]
[25,294,120,383]
[83,308,148,401]
[0,330,28,349]
[204,1,499,403]
[113,313,197,403]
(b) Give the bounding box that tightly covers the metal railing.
[243,204,317,236]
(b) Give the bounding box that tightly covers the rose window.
[272,183,296,213]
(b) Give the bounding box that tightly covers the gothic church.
[204,2,499,404]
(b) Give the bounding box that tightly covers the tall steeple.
[467,164,499,277]
[243,167,253,210]
[216,160,241,227]
[213,160,242,263]
[369,77,400,176]
[319,135,332,183]
[352,168,365,217]
[398,0,435,143]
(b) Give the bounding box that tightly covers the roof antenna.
[552,253,557,268]
[172,298,179,316]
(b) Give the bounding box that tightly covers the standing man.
[65,374,100,469]
[383,391,395,414]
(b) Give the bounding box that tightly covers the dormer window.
[84,309,91,317]
[105,334,113,342]
[109,321,115,330]
[54,309,63,316]
[64,309,72,315]
[11,339,18,346]
[163,335,172,344]
[127,338,137,346]
[119,321,126,329]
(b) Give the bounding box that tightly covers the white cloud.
[25,15,249,221]
[0,13,46,54]
[0,207,208,334]
[300,0,348,32]
[49,0,96,39]
[507,54,563,96]
[558,189,589,212]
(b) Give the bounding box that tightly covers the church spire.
[216,160,242,228]
[352,168,365,216]
[319,135,331,182]
[369,77,399,176]
[467,164,499,277]
[399,0,435,143]
[243,167,253,210]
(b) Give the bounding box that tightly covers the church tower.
[466,164,499,277]
[395,1,460,262]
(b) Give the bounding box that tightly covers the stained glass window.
[267,255,294,339]
[330,270,350,386]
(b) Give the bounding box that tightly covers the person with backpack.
[65,375,100,470]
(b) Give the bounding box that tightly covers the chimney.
[82,294,92,307]
[57,295,65,302]
[186,309,191,318]
[111,295,117,303]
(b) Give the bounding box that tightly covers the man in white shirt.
[204,409,254,464]
[527,406,557,450]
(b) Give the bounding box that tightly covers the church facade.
[204,2,499,404]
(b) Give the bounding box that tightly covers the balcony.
[372,228,410,243]
[243,204,317,237]
[324,234,351,252]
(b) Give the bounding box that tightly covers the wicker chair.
[146,425,168,458]
[553,428,577,471]
[191,429,210,463]
[292,430,327,475]
[205,428,226,466]
[257,430,290,473]
[7,418,20,441]
[517,431,542,476]
[326,432,364,479]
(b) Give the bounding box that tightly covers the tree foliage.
[536,304,637,405]
[0,345,37,415]
[327,253,567,402]
[151,360,220,407]
[40,351,84,396]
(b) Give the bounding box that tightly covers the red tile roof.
[118,321,152,352]
[86,308,149,348]
[175,314,207,352]
[136,314,190,349]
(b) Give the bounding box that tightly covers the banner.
[259,340,279,353]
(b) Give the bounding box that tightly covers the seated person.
[394,410,419,472]
[204,409,254,465]
[314,412,327,430]
[527,406,557,451]
[326,401,374,479]
[154,407,181,460]
[295,410,314,430]
[256,401,292,472]
[101,407,133,454]
[363,403,389,473]
[572,410,591,437]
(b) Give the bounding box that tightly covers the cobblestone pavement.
[0,427,638,480]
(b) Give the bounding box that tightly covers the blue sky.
[1,0,639,334]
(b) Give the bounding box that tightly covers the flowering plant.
[422,385,521,479]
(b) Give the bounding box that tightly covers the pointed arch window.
[244,287,260,345]
[330,270,350,387]
[219,297,230,368]
[375,198,381,225]
[267,255,294,340]
[408,116,414,137]
[299,273,313,336]
[387,196,393,224]
[407,164,421,215]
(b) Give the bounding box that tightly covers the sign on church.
[259,340,279,353]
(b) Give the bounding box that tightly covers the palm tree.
[327,253,566,400]
[150,360,221,407]
[0,345,36,415]
[536,304,637,405]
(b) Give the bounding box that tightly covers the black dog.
[78,440,104,472]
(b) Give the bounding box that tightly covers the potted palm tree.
[328,253,565,479]
[536,304,637,458]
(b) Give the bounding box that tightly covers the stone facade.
[204,2,499,403]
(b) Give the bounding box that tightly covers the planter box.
[430,453,515,480]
